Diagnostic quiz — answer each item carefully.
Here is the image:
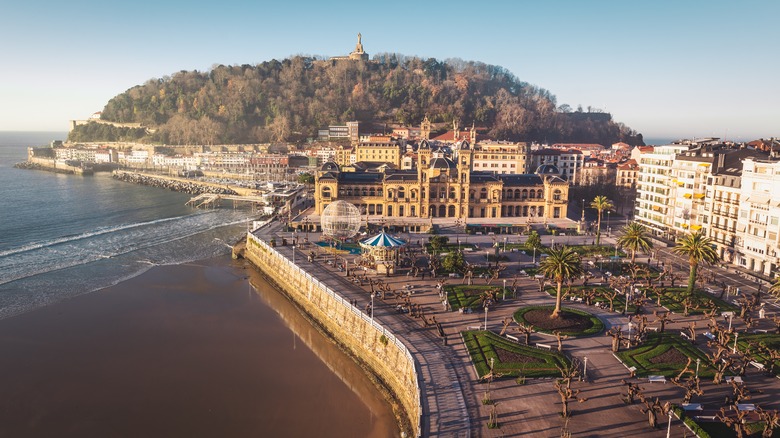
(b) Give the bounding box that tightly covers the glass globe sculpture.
[320,200,362,240]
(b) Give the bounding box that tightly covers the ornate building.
[314,140,569,222]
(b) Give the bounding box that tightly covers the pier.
[185,193,268,209]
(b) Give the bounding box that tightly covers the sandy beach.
[0,256,398,437]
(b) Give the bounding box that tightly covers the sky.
[1,0,778,143]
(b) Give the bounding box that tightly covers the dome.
[430,156,457,169]
[320,201,362,240]
[535,164,560,175]
[320,161,340,172]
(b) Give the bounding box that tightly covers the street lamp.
[583,356,588,381]
[503,279,507,300]
[695,358,701,378]
[733,332,739,354]
[292,244,296,264]
[484,307,489,331]
[371,290,374,322]
[607,211,611,236]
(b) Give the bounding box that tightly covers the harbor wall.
[20,156,92,175]
[244,232,421,437]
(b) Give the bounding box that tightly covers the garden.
[445,285,507,311]
[462,330,570,378]
[615,332,714,378]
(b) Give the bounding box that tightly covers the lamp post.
[503,237,507,252]
[532,245,537,265]
[503,279,507,300]
[607,210,610,236]
[666,411,672,438]
[624,288,629,315]
[484,307,489,331]
[583,356,588,381]
[733,332,739,354]
[371,290,374,322]
[695,358,701,378]
[292,244,296,264]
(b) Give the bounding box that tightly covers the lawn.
[543,285,638,314]
[445,284,506,311]
[736,333,780,375]
[645,287,739,315]
[616,332,714,378]
[462,330,570,378]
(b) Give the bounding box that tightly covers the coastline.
[0,255,397,437]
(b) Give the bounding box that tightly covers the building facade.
[314,141,569,221]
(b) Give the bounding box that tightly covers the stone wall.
[244,232,420,437]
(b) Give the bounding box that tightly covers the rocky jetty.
[112,172,238,195]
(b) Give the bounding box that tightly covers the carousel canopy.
[361,231,406,247]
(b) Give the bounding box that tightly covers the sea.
[0,131,249,318]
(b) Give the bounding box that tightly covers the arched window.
[439,205,446,217]
[538,206,544,216]
[522,189,528,199]
[377,188,383,197]
[449,187,456,199]
[553,189,562,201]
[421,188,426,199]
[448,205,456,217]
[321,187,331,198]
[492,190,500,201]
[346,188,353,196]
[361,188,367,197]
[537,189,543,199]
[480,188,487,199]
[514,189,521,199]
[398,187,406,199]
[410,189,417,200]
[505,190,512,199]
[388,189,394,200]
[369,188,376,197]
[469,190,475,200]
[429,205,436,217]
[529,190,535,199]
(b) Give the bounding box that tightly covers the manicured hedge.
[513,305,605,336]
[735,333,780,376]
[543,285,638,314]
[616,332,713,378]
[462,330,570,378]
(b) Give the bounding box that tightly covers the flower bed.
[462,330,570,378]
[513,306,604,336]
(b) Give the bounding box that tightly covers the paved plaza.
[257,217,780,437]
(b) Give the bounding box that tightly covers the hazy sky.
[1,0,777,142]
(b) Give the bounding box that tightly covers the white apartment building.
[667,149,713,238]
[634,143,688,238]
[735,158,780,276]
[529,149,584,182]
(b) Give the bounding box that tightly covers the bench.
[753,329,768,334]
[725,376,743,383]
[648,375,667,384]
[703,332,716,341]
[505,334,519,342]
[535,343,553,350]
[695,415,718,421]
[467,325,482,330]
[680,331,691,341]
[682,403,703,411]
[627,366,637,377]
[647,327,659,332]
[736,404,756,411]
[750,361,766,371]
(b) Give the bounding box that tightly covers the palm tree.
[768,277,780,303]
[616,222,654,264]
[671,232,719,295]
[538,246,583,318]
[590,196,614,246]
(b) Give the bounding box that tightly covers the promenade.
[251,219,780,437]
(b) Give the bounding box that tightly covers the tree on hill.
[72,55,644,146]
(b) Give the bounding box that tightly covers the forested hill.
[70,54,644,146]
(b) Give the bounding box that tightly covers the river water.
[0,132,398,436]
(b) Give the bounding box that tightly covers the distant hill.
[69,54,644,146]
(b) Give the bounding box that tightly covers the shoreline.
[0,255,398,437]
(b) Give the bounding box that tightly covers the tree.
[616,222,653,264]
[442,250,465,273]
[297,172,314,185]
[768,277,780,303]
[428,235,449,255]
[538,246,583,318]
[671,232,719,295]
[525,230,542,253]
[590,196,614,246]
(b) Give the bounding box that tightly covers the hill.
[69,54,644,146]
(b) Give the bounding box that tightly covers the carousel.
[359,231,406,274]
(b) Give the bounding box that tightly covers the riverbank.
[0,256,398,437]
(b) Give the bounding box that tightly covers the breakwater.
[14,157,92,175]
[242,232,421,437]
[112,171,238,196]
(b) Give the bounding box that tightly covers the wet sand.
[0,257,398,438]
